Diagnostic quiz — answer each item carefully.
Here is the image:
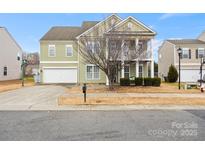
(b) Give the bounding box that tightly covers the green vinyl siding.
[40,41,78,61]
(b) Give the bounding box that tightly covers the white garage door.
[181,69,202,82]
[43,68,77,83]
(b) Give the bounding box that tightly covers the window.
[110,41,117,51]
[139,64,143,77]
[124,65,130,78]
[65,45,73,57]
[3,66,7,76]
[198,48,205,58]
[87,41,100,53]
[182,48,189,59]
[48,45,56,57]
[86,65,100,80]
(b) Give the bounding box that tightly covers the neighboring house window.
[3,66,7,76]
[182,48,189,59]
[48,45,56,57]
[65,45,73,57]
[124,65,130,78]
[198,48,205,58]
[86,65,100,80]
[17,52,20,61]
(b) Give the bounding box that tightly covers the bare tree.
[77,19,149,89]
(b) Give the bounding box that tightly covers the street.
[0,110,205,140]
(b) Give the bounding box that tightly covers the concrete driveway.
[0,85,66,110]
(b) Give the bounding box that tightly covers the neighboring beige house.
[158,31,205,82]
[0,27,22,81]
[40,14,156,84]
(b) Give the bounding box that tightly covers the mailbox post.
[82,83,87,103]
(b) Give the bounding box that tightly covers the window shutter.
[196,49,198,59]
[189,49,191,59]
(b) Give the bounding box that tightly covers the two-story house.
[158,31,205,82]
[0,27,22,81]
[40,14,156,84]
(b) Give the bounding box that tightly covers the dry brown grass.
[67,83,200,94]
[0,79,34,93]
[59,96,205,105]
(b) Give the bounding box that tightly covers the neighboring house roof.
[167,39,205,45]
[40,21,99,41]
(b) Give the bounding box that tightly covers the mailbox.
[82,83,87,93]
[82,83,87,103]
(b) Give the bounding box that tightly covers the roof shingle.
[40,21,99,41]
[167,39,205,45]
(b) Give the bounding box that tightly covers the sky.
[0,13,205,61]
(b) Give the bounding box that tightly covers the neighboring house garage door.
[181,69,202,82]
[43,68,77,83]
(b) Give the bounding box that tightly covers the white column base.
[106,75,109,86]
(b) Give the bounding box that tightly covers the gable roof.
[167,39,205,45]
[108,16,156,35]
[40,21,99,41]
[76,14,122,39]
[0,27,22,51]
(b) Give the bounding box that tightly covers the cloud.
[159,13,178,20]
[159,13,192,21]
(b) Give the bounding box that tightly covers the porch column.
[106,75,109,85]
[151,60,154,78]
[150,39,154,78]
[121,61,125,78]
[135,61,139,77]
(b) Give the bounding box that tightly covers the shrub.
[135,77,143,86]
[152,78,161,87]
[144,77,152,86]
[120,78,130,86]
[129,76,136,85]
[168,65,178,82]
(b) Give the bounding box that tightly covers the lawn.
[59,82,204,105]
[66,82,200,94]
[0,77,34,93]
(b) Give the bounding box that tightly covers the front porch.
[109,60,154,84]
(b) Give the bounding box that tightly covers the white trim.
[175,63,201,66]
[85,64,100,81]
[48,44,56,57]
[107,16,156,34]
[65,44,73,57]
[76,14,122,39]
[40,61,78,64]
[43,66,77,69]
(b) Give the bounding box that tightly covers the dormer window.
[127,22,132,30]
